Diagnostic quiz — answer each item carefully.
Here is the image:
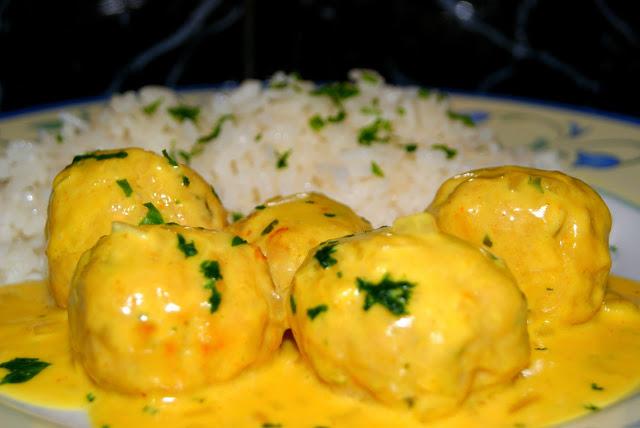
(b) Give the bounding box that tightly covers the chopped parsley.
[255,204,266,210]
[534,346,548,351]
[309,115,325,131]
[610,245,618,254]
[447,110,475,127]
[262,423,282,428]
[177,233,198,257]
[418,87,431,98]
[431,144,457,159]
[116,179,133,197]
[86,392,96,402]
[405,144,417,153]
[276,149,292,169]
[361,70,380,84]
[483,234,493,248]
[591,383,604,391]
[162,149,179,167]
[356,274,416,316]
[0,358,51,385]
[201,260,223,313]
[231,235,247,246]
[358,118,392,146]
[182,175,190,187]
[323,213,336,218]
[584,403,600,412]
[327,110,346,123]
[371,161,385,177]
[72,150,128,165]
[231,212,244,222]
[205,281,222,313]
[201,260,222,281]
[261,219,279,236]
[311,81,359,105]
[396,106,406,116]
[167,104,200,123]
[528,176,544,193]
[255,133,262,141]
[142,98,163,115]
[139,203,164,225]
[142,405,159,415]
[314,243,337,268]
[178,150,192,164]
[307,304,328,320]
[197,114,234,143]
[290,294,297,314]
[55,133,64,144]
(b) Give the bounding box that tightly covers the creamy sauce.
[0,278,639,428]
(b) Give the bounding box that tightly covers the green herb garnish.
[162,149,179,167]
[177,233,198,257]
[327,110,346,123]
[528,176,544,193]
[201,260,223,313]
[0,358,51,385]
[371,161,385,177]
[142,98,163,115]
[311,82,359,105]
[431,144,457,159]
[87,392,96,402]
[584,403,600,412]
[231,212,244,222]
[276,149,292,169]
[262,423,283,428]
[72,151,128,165]
[201,260,222,281]
[290,295,297,314]
[307,304,328,320]
[314,243,337,269]
[591,383,604,391]
[116,179,133,197]
[231,236,247,246]
[167,105,200,123]
[447,110,475,127]
[143,405,159,415]
[358,118,392,146]
[139,203,164,225]
[309,115,325,131]
[356,274,416,316]
[361,70,379,84]
[197,114,234,143]
[418,87,431,98]
[483,235,493,248]
[182,175,190,187]
[396,106,406,116]
[323,213,336,218]
[255,205,266,210]
[255,133,262,141]
[261,219,279,236]
[404,144,417,153]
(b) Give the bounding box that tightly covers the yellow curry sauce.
[0,277,638,428]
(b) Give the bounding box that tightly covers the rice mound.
[0,70,561,285]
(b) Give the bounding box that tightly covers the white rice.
[0,70,561,285]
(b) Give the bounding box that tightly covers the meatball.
[427,166,611,324]
[46,148,227,307]
[229,192,371,295]
[68,223,285,395]
[289,213,529,421]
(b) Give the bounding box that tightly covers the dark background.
[1,0,639,116]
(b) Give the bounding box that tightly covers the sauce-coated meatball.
[229,192,371,296]
[427,166,611,324]
[46,148,227,307]
[68,223,284,394]
[289,213,529,421]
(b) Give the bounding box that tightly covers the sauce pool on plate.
[0,277,638,428]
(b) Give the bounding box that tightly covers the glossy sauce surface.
[0,277,639,428]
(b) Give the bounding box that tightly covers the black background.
[1,0,639,116]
